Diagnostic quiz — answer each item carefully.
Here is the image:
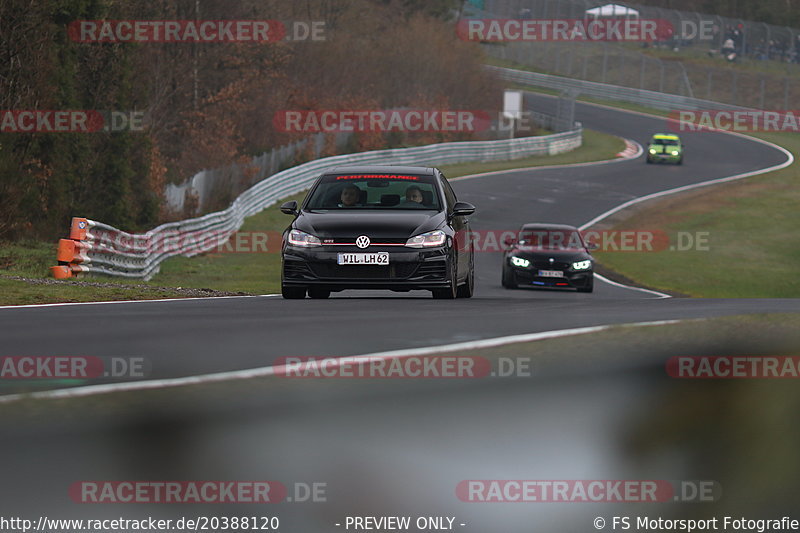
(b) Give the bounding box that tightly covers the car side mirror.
[504,236,517,246]
[280,201,298,215]
[451,201,475,217]
[586,242,599,251]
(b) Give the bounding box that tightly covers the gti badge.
[356,235,371,249]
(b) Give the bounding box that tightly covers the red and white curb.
[616,139,642,159]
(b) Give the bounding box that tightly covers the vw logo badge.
[356,235,370,249]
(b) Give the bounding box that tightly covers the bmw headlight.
[671,150,679,155]
[288,229,322,247]
[406,230,446,248]
[649,148,657,154]
[572,259,592,270]
[510,256,530,268]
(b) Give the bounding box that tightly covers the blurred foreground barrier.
[51,130,582,280]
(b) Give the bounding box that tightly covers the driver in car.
[339,185,362,207]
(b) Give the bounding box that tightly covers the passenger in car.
[400,186,424,206]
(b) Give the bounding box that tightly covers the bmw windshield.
[519,229,586,250]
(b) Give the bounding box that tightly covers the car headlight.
[510,256,530,268]
[671,150,679,155]
[572,259,592,270]
[649,148,657,154]
[405,230,446,248]
[288,229,322,247]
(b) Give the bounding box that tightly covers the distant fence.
[469,0,800,110]
[51,127,582,280]
[483,0,800,63]
[165,131,352,214]
[489,65,750,112]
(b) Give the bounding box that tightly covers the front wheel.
[456,257,474,298]
[501,266,516,289]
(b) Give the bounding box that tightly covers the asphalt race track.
[1,99,798,391]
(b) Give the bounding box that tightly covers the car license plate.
[338,253,389,265]
[538,270,564,278]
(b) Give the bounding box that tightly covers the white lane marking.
[593,273,670,299]
[0,319,681,404]
[0,294,276,311]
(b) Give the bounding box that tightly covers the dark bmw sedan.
[279,165,476,299]
[502,223,595,293]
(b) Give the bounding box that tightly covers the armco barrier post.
[51,217,91,279]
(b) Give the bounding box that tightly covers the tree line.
[0,0,494,239]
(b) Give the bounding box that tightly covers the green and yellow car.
[646,133,683,164]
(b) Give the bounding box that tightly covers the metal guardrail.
[52,128,582,280]
[488,64,752,112]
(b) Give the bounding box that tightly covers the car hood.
[509,247,591,262]
[293,210,446,239]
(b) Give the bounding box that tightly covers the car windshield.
[519,229,585,250]
[653,139,679,146]
[304,173,442,210]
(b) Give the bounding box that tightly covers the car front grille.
[531,260,571,271]
[309,263,419,279]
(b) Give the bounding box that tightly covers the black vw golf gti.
[280,165,476,299]
[502,223,595,293]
